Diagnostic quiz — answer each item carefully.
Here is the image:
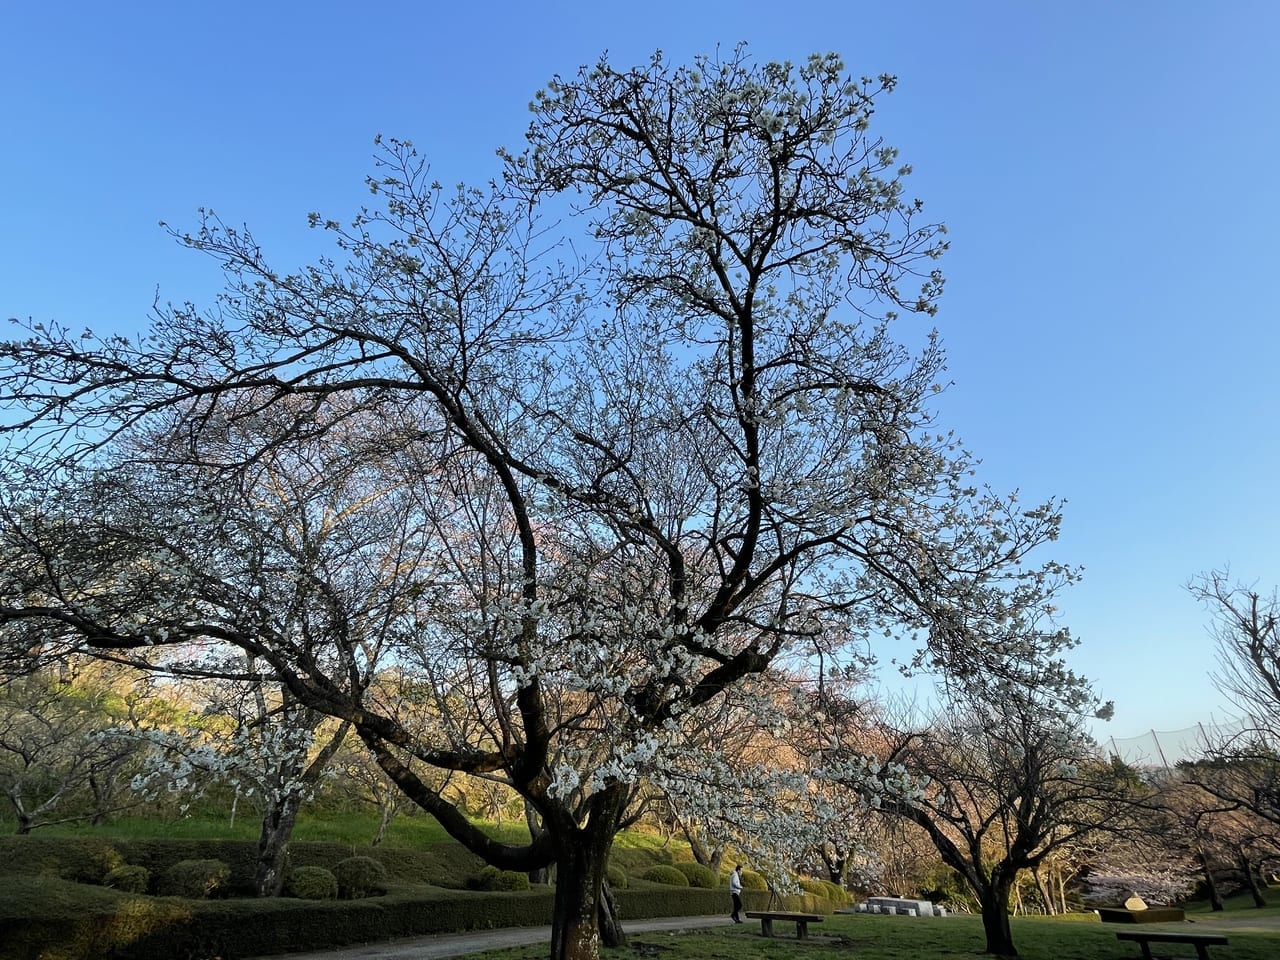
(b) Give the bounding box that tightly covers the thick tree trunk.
[551,835,607,960]
[548,790,628,960]
[254,793,302,897]
[979,876,1018,958]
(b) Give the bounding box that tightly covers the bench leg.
[759,918,773,937]
[796,921,808,939]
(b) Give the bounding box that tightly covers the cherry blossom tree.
[0,48,1085,960]
[831,687,1140,957]
[130,669,351,896]
[0,666,153,832]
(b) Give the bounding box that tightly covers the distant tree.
[0,667,151,832]
[1190,572,1280,744]
[133,668,351,896]
[834,688,1140,957]
[1181,572,1280,882]
[0,48,1084,960]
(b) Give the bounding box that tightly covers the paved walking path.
[252,914,730,960]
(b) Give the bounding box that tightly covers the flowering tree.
[833,688,1140,957]
[130,670,351,896]
[0,48,1082,960]
[0,666,153,832]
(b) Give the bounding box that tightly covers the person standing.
[729,864,744,923]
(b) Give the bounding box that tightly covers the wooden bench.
[1115,930,1229,959]
[744,911,824,939]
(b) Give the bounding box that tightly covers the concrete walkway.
[252,914,731,960]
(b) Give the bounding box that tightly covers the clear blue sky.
[4,1,1277,739]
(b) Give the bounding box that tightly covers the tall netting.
[1100,717,1252,769]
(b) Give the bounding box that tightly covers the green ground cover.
[467,908,1280,960]
[5,815,1278,960]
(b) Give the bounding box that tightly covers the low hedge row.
[0,835,483,895]
[0,836,841,960]
[0,878,756,960]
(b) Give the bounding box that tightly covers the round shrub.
[104,864,150,894]
[641,865,689,886]
[470,865,531,891]
[287,866,339,900]
[820,879,850,903]
[157,859,230,899]
[740,869,768,891]
[61,839,125,884]
[799,878,825,896]
[606,864,629,889]
[333,856,389,900]
[674,861,717,888]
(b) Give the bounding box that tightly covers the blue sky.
[3,1,1277,740]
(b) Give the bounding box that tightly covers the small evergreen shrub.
[740,869,768,891]
[286,865,339,900]
[673,862,717,888]
[58,839,126,883]
[156,858,230,899]
[333,856,389,900]
[820,879,850,903]
[104,864,151,894]
[470,865,531,891]
[606,864,628,889]
[800,877,845,901]
[641,865,689,886]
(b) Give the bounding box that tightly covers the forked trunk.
[1238,849,1267,907]
[598,879,626,948]
[549,791,626,960]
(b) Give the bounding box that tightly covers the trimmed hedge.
[0,837,735,960]
[740,869,768,891]
[673,861,718,888]
[287,866,338,900]
[104,864,151,894]
[0,875,733,960]
[0,836,486,896]
[469,866,532,891]
[0,835,126,884]
[640,865,689,886]
[156,859,231,899]
[333,856,388,899]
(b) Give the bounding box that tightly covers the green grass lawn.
[462,897,1280,960]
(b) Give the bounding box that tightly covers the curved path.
[251,914,730,960]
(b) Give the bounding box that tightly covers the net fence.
[1099,717,1255,768]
